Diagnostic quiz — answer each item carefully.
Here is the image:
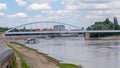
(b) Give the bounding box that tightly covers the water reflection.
[24,37,120,68]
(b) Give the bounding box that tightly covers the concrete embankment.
[0,49,13,68]
[0,40,14,68]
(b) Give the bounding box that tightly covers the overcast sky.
[0,0,120,28]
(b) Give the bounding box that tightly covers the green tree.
[87,18,120,37]
[0,27,9,32]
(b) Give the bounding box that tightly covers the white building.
[53,25,65,31]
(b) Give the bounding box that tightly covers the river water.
[24,37,120,68]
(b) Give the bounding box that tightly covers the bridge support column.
[85,32,90,40]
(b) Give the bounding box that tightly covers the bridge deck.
[5,30,120,35]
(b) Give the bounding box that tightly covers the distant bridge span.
[4,21,120,40]
[5,30,120,34]
[5,30,120,40]
[6,21,81,32]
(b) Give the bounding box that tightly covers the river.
[22,37,120,68]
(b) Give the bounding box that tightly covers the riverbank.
[4,40,81,68]
[89,36,120,40]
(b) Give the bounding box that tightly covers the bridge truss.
[5,21,83,39]
[6,21,82,33]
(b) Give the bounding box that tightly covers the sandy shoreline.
[5,40,59,68]
[4,40,81,68]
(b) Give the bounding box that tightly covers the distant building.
[36,29,40,32]
[114,17,118,25]
[53,25,65,31]
[42,28,49,31]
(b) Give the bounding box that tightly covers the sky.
[0,0,120,28]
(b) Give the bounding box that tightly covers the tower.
[114,17,118,25]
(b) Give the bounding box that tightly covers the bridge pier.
[85,32,90,40]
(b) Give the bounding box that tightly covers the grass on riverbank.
[10,41,82,68]
[11,55,17,68]
[59,63,81,68]
[11,41,59,64]
[10,41,37,51]
[7,43,30,68]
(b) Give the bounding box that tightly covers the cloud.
[1,0,120,28]
[77,0,113,3]
[0,3,7,10]
[27,3,52,11]
[86,15,105,19]
[7,12,27,18]
[65,5,79,11]
[29,9,82,26]
[16,0,28,7]
[0,12,5,16]
[41,10,72,15]
[83,9,120,18]
[62,0,120,11]
[25,0,56,3]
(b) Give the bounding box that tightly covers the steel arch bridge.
[4,21,120,40]
[5,21,83,39]
[6,21,82,32]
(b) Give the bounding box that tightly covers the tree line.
[0,27,9,32]
[87,18,120,37]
